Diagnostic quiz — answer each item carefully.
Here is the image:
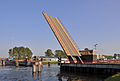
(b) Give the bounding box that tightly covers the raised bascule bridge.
[43,11,120,74]
[43,11,84,64]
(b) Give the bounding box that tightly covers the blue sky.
[0,0,120,57]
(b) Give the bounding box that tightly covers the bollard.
[32,64,37,73]
[16,61,19,67]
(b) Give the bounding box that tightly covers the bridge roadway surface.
[43,11,80,56]
[42,11,83,63]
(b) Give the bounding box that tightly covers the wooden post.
[2,60,5,66]
[1,60,3,66]
[39,61,42,66]
[48,62,50,66]
[38,61,42,72]
[16,61,19,67]
[32,64,37,73]
[35,62,38,66]
[38,64,41,72]
[0,59,2,66]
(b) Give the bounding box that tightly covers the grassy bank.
[42,61,58,64]
[105,73,120,81]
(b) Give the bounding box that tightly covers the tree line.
[8,47,33,60]
[103,54,120,60]
[8,47,120,60]
[8,47,66,60]
[45,49,66,57]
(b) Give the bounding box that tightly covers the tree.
[55,50,66,57]
[114,53,117,59]
[103,55,114,60]
[84,48,89,50]
[8,46,33,60]
[114,54,120,59]
[45,49,54,57]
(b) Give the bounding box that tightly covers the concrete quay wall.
[60,63,120,74]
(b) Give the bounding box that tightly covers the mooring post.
[48,62,50,67]
[38,64,41,72]
[16,61,19,67]
[35,62,38,66]
[38,61,42,72]
[1,60,3,66]
[0,59,2,66]
[2,59,5,66]
[32,64,37,73]
[39,61,42,67]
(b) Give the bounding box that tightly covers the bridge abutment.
[60,63,120,75]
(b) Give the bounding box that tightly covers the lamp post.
[94,44,98,50]
[94,44,98,55]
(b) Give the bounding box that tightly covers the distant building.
[41,57,69,62]
[97,54,105,60]
[42,57,58,61]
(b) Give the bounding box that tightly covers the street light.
[94,44,98,50]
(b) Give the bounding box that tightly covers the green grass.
[42,61,58,64]
[105,73,120,81]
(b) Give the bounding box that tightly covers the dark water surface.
[0,64,108,81]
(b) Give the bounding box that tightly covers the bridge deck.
[42,11,83,63]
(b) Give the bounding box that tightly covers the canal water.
[0,64,108,81]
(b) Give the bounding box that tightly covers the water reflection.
[32,72,37,79]
[67,78,86,81]
[38,72,41,79]
[0,64,109,81]
[32,72,42,81]
[57,70,108,81]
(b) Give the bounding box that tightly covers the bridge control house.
[79,49,97,63]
